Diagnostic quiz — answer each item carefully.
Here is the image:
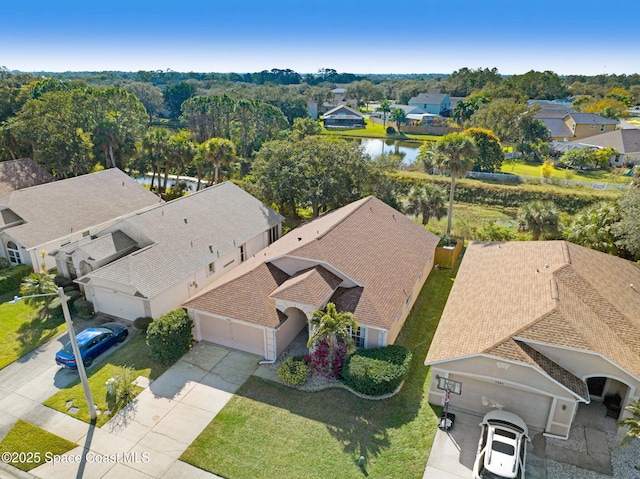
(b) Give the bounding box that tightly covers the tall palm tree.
[198,137,237,185]
[389,108,407,133]
[377,99,391,129]
[20,272,57,316]
[517,200,560,240]
[307,302,358,359]
[405,184,447,226]
[434,133,477,236]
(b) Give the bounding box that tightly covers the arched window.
[6,241,21,265]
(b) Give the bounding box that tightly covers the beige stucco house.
[184,196,440,360]
[0,168,161,272]
[425,241,640,439]
[537,111,618,141]
[51,181,283,320]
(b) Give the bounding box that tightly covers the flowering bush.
[307,339,349,379]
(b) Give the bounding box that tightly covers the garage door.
[91,288,146,321]
[448,374,552,429]
[198,314,265,357]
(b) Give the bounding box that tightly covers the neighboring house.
[574,128,640,167]
[52,181,283,321]
[0,168,161,272]
[321,105,365,128]
[425,241,640,439]
[536,111,618,141]
[0,159,53,196]
[408,91,451,116]
[184,196,440,360]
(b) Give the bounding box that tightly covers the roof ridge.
[315,196,374,241]
[8,167,122,194]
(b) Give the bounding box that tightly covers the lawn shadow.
[14,312,65,360]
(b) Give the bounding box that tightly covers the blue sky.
[1,1,636,75]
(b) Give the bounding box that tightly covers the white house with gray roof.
[51,182,283,321]
[0,168,161,272]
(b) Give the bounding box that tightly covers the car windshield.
[494,428,517,440]
[96,327,113,334]
[62,342,74,354]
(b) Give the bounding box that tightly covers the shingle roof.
[566,113,618,125]
[409,92,448,105]
[321,105,363,119]
[79,230,138,262]
[425,241,640,379]
[184,196,440,331]
[269,266,342,306]
[0,159,53,196]
[539,118,573,138]
[576,128,640,154]
[80,182,284,298]
[0,168,161,249]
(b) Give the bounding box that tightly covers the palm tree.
[517,200,560,240]
[617,398,640,469]
[307,302,358,360]
[377,100,391,129]
[20,272,57,316]
[389,108,407,133]
[564,202,620,254]
[199,137,237,185]
[434,133,477,236]
[405,184,447,226]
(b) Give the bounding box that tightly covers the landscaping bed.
[180,254,462,479]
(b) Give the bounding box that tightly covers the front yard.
[0,292,66,370]
[180,256,461,479]
[43,333,172,427]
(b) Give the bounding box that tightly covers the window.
[60,238,71,247]
[240,244,246,262]
[600,125,605,132]
[207,261,215,276]
[268,225,279,245]
[349,326,365,348]
[6,241,21,265]
[590,124,595,129]
[82,231,90,238]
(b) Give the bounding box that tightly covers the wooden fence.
[434,241,463,268]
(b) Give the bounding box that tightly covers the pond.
[356,138,423,166]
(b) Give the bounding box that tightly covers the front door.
[6,241,21,265]
[587,377,606,399]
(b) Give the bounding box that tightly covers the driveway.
[28,342,259,479]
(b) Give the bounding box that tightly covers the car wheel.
[117,333,127,343]
[84,357,93,367]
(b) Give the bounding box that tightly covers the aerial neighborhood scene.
[1,2,640,479]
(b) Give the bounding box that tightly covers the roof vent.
[184,217,188,224]
[209,244,213,253]
[298,237,302,241]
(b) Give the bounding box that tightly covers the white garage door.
[92,289,146,321]
[448,374,552,430]
[198,314,265,357]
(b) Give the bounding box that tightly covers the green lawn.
[321,120,441,141]
[500,159,630,184]
[43,333,172,427]
[0,420,76,471]
[180,256,461,479]
[425,203,517,240]
[0,292,66,370]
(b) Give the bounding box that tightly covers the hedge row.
[0,264,32,295]
[146,309,193,364]
[392,174,618,213]
[342,345,412,396]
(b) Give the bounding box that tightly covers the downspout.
[259,331,277,365]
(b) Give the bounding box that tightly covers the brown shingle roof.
[425,241,640,379]
[184,196,440,331]
[270,266,342,306]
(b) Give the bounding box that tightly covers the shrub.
[0,264,32,295]
[73,298,94,318]
[146,308,193,363]
[342,345,412,396]
[0,257,10,270]
[110,365,137,407]
[54,275,74,288]
[276,356,310,386]
[386,126,397,135]
[133,316,153,332]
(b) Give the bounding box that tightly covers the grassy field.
[321,120,440,141]
[425,203,518,240]
[44,333,172,427]
[500,159,631,183]
[180,256,461,479]
[0,292,66,370]
[0,420,76,471]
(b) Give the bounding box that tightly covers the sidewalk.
[1,342,259,479]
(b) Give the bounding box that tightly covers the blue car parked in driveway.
[55,322,128,369]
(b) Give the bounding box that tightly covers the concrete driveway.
[29,342,259,479]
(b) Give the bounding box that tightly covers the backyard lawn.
[180,255,461,479]
[500,159,631,183]
[0,292,66,370]
[321,119,440,141]
[44,333,172,427]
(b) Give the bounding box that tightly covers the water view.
[357,138,422,166]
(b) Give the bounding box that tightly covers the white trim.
[267,254,362,287]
